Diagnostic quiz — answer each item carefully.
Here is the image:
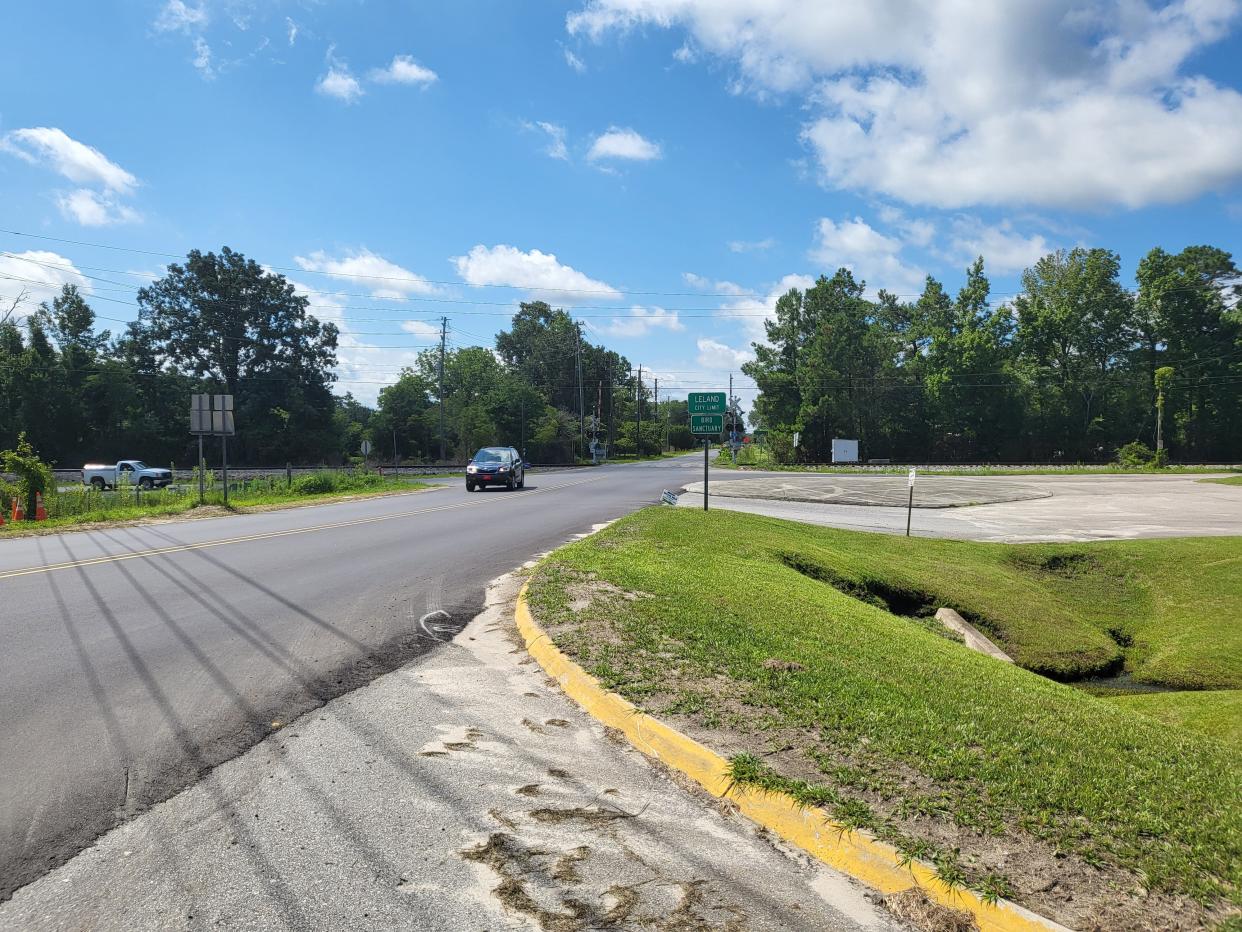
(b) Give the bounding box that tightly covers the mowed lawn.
[1109,690,1242,747]
[527,508,1241,916]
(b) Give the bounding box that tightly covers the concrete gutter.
[935,608,1014,663]
[516,582,1072,932]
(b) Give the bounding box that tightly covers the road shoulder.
[0,570,902,931]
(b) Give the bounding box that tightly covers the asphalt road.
[0,571,901,932]
[0,457,700,901]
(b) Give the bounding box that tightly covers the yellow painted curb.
[516,581,1072,932]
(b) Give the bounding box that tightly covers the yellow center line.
[0,474,607,581]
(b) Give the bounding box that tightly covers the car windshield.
[473,448,509,462]
[129,462,147,470]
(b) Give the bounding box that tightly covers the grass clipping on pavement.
[526,508,1241,931]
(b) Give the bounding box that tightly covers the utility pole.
[729,371,735,463]
[635,365,642,459]
[607,358,615,456]
[654,378,660,453]
[438,316,447,462]
[575,322,585,455]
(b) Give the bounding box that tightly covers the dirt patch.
[528,806,630,827]
[882,888,977,932]
[516,784,542,797]
[565,573,650,614]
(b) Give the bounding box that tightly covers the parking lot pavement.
[0,571,903,932]
[680,473,1242,542]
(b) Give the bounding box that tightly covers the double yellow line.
[0,474,605,582]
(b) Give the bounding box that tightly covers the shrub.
[292,472,340,495]
[1116,441,1156,468]
[0,433,54,520]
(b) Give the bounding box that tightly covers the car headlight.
[498,466,508,472]
[467,465,477,473]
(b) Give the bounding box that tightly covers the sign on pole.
[361,440,373,456]
[687,391,726,415]
[906,467,916,536]
[690,414,724,436]
[190,394,236,506]
[190,394,235,436]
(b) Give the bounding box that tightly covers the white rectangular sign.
[908,467,917,489]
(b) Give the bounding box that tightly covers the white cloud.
[286,18,298,46]
[154,0,207,33]
[571,0,1242,209]
[401,319,442,339]
[56,189,140,226]
[369,54,438,86]
[564,47,587,73]
[718,272,817,342]
[682,272,748,296]
[294,249,435,299]
[599,305,684,337]
[727,238,775,253]
[528,121,569,160]
[285,277,427,405]
[811,216,925,294]
[587,126,661,162]
[192,37,214,79]
[673,42,697,63]
[453,244,621,299]
[316,54,364,103]
[696,337,754,370]
[2,127,137,194]
[948,218,1051,274]
[0,252,93,318]
[875,205,935,247]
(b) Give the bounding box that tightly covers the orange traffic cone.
[12,498,25,522]
[35,491,48,521]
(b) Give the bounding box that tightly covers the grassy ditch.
[0,471,430,536]
[525,508,1241,928]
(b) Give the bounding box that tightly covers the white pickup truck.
[82,461,173,490]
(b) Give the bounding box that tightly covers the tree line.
[744,245,1242,463]
[0,247,690,469]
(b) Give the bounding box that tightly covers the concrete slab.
[690,475,1052,507]
[679,474,1242,542]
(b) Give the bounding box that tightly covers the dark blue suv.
[465,446,525,492]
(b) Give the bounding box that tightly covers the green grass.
[1108,691,1242,748]
[1,472,430,536]
[527,508,1241,910]
[1200,475,1242,486]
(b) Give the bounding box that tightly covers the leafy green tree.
[136,248,340,463]
[1013,249,1137,459]
[1137,246,1242,459]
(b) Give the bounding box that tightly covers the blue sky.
[2,0,1241,406]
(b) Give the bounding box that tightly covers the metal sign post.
[688,392,726,513]
[906,467,916,537]
[190,393,235,506]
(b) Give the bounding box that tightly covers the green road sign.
[688,391,726,415]
[690,414,724,435]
